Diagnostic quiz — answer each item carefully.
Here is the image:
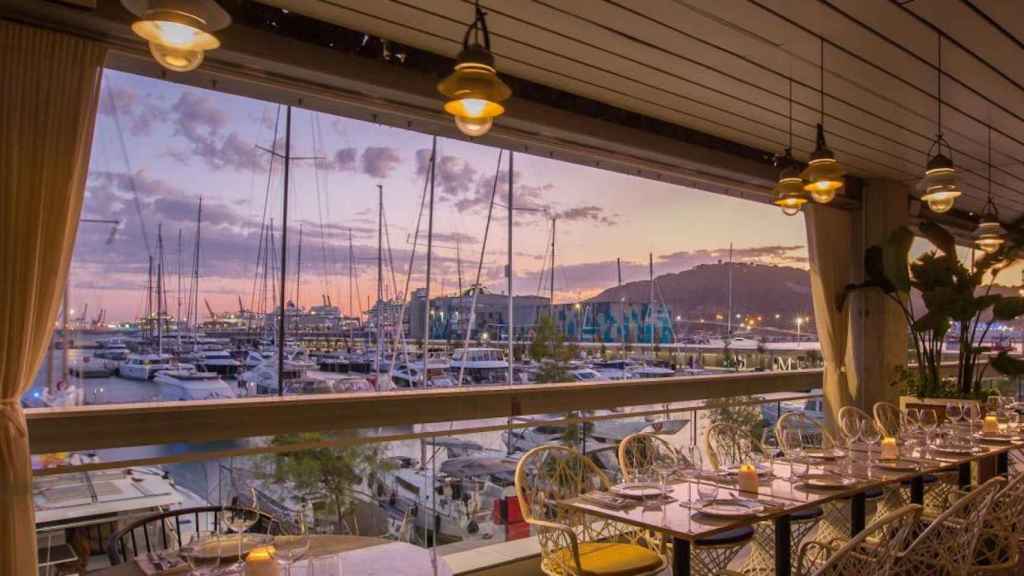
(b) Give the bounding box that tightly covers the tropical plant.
[846,220,1024,398]
[530,315,571,383]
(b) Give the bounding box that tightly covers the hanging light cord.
[929,34,950,159]
[986,125,996,214]
[788,77,793,152]
[462,0,490,50]
[819,39,824,124]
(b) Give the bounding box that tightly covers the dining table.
[560,431,1024,576]
[92,534,453,576]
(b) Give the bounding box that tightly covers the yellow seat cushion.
[552,542,664,576]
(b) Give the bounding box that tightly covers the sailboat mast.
[277,106,291,397]
[192,197,203,343]
[507,151,514,385]
[423,136,436,365]
[348,229,354,341]
[727,242,733,337]
[295,223,303,310]
[549,216,556,317]
[649,252,654,347]
[376,184,383,386]
[177,228,182,347]
[157,224,163,354]
[617,257,623,352]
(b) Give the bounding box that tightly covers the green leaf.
[882,227,914,294]
[918,220,956,255]
[912,309,950,338]
[993,296,1024,321]
[990,351,1024,376]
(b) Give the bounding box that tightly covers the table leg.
[850,493,866,536]
[910,476,924,505]
[774,515,792,576]
[958,463,971,489]
[673,537,690,576]
[997,452,1009,476]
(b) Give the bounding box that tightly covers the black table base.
[774,515,792,576]
[672,537,690,576]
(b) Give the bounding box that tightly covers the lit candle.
[737,463,759,494]
[880,437,899,460]
[983,415,1000,435]
[245,546,279,576]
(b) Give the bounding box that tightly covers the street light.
[795,317,805,342]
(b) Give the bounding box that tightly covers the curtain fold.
[804,204,855,436]
[0,21,105,575]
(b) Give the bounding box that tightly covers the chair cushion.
[695,525,755,546]
[553,542,664,576]
[791,506,823,521]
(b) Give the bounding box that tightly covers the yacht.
[391,359,454,388]
[502,411,688,453]
[182,349,241,377]
[590,359,638,380]
[118,353,188,381]
[154,368,236,401]
[569,367,603,382]
[238,353,348,396]
[449,348,509,385]
[68,356,117,378]
[316,351,351,373]
[370,440,516,544]
[627,364,676,379]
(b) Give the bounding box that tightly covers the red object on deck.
[493,496,529,540]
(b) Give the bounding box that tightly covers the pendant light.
[123,0,230,72]
[774,78,808,216]
[801,39,844,203]
[437,0,511,137]
[974,126,1005,254]
[920,36,962,214]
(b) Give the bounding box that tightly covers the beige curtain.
[804,204,855,436]
[0,21,105,575]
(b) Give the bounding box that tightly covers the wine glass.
[903,408,920,445]
[838,415,861,474]
[180,530,222,576]
[222,489,261,568]
[965,402,982,445]
[781,429,807,480]
[760,428,779,476]
[860,420,881,464]
[945,401,962,429]
[919,409,938,447]
[275,510,311,576]
[696,475,718,503]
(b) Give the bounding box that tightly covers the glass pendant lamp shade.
[773,162,808,216]
[975,217,1006,254]
[123,0,229,72]
[801,124,844,202]
[919,152,961,214]
[437,3,511,137]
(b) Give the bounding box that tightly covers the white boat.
[41,383,85,407]
[590,359,638,380]
[68,356,117,378]
[182,349,241,377]
[569,368,603,381]
[627,365,676,378]
[118,353,189,381]
[449,348,509,385]
[391,360,454,388]
[502,410,688,453]
[154,368,236,401]
[237,354,359,396]
[370,440,516,544]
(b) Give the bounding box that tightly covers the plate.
[610,483,667,499]
[800,474,858,489]
[697,498,765,518]
[873,460,919,472]
[974,433,1019,443]
[724,463,771,475]
[932,443,985,455]
[804,448,845,460]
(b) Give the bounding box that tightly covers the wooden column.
[847,179,910,411]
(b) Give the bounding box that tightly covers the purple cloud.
[361,146,401,178]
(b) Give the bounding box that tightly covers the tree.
[530,315,571,384]
[705,395,764,443]
[269,432,394,533]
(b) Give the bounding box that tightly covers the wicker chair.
[893,476,1005,576]
[703,424,822,576]
[618,432,754,576]
[106,505,278,565]
[796,504,922,576]
[515,444,667,576]
[968,471,1024,574]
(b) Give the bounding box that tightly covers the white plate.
[697,498,765,518]
[801,474,857,489]
[804,449,845,460]
[873,460,918,472]
[724,463,771,475]
[974,433,1018,443]
[610,483,667,499]
[932,444,985,455]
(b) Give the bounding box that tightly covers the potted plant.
[846,220,1024,403]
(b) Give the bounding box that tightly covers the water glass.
[760,428,779,475]
[222,489,261,566]
[919,409,938,446]
[696,478,718,503]
[945,402,962,428]
[180,530,222,576]
[311,556,342,576]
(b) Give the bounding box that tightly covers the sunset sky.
[71,69,815,322]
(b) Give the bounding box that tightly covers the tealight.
[245,546,279,576]
[983,415,1000,435]
[737,463,759,494]
[880,437,899,460]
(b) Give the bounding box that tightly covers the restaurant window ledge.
[442,536,542,576]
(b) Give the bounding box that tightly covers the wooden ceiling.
[256,0,1023,221]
